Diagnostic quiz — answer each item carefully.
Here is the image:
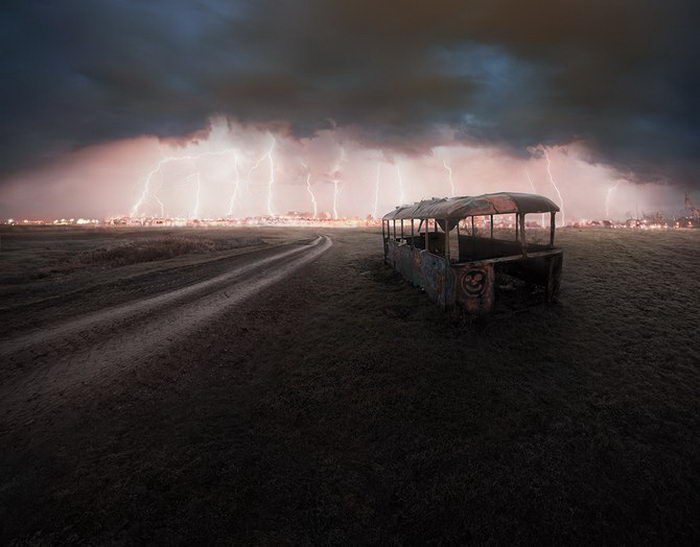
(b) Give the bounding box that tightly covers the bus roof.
[382,192,560,221]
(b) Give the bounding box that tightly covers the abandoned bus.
[381,192,563,314]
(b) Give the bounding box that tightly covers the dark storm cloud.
[2,0,699,185]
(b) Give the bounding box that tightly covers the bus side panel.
[454,263,495,314]
[419,251,455,309]
[412,247,423,287]
[385,239,397,267]
[445,264,457,307]
[397,244,413,281]
[546,253,563,302]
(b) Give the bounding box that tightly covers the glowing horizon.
[0,119,691,222]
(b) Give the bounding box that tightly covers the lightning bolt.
[443,159,455,197]
[307,173,318,218]
[525,168,535,192]
[151,169,167,217]
[331,147,346,220]
[131,157,168,217]
[605,181,621,219]
[243,135,277,217]
[246,149,267,200]
[130,148,235,217]
[227,152,241,217]
[542,147,565,227]
[191,172,202,219]
[153,193,165,218]
[302,162,317,218]
[373,162,381,219]
[266,137,276,216]
[525,169,546,227]
[332,180,340,220]
[396,163,405,204]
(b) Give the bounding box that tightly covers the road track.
[0,235,332,429]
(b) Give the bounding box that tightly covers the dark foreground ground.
[0,226,698,544]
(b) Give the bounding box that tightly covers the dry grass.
[0,227,267,284]
[83,236,223,266]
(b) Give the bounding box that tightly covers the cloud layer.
[2,0,698,186]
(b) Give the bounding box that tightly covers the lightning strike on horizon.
[332,179,340,220]
[191,172,202,219]
[373,162,381,219]
[306,173,318,218]
[245,149,267,202]
[331,147,346,220]
[525,169,546,227]
[525,168,535,192]
[605,180,621,219]
[130,148,235,217]
[301,162,317,218]
[242,135,277,216]
[542,147,565,227]
[442,159,455,197]
[396,163,405,204]
[130,157,169,217]
[153,193,165,218]
[147,170,164,217]
[265,136,276,216]
[151,169,167,217]
[226,152,241,217]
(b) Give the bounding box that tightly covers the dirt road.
[0,235,331,429]
[0,228,698,544]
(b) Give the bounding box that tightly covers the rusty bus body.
[381,192,563,314]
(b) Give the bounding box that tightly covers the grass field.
[0,225,698,543]
[0,226,284,283]
[0,226,297,313]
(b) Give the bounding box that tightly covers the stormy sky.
[1,0,698,218]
